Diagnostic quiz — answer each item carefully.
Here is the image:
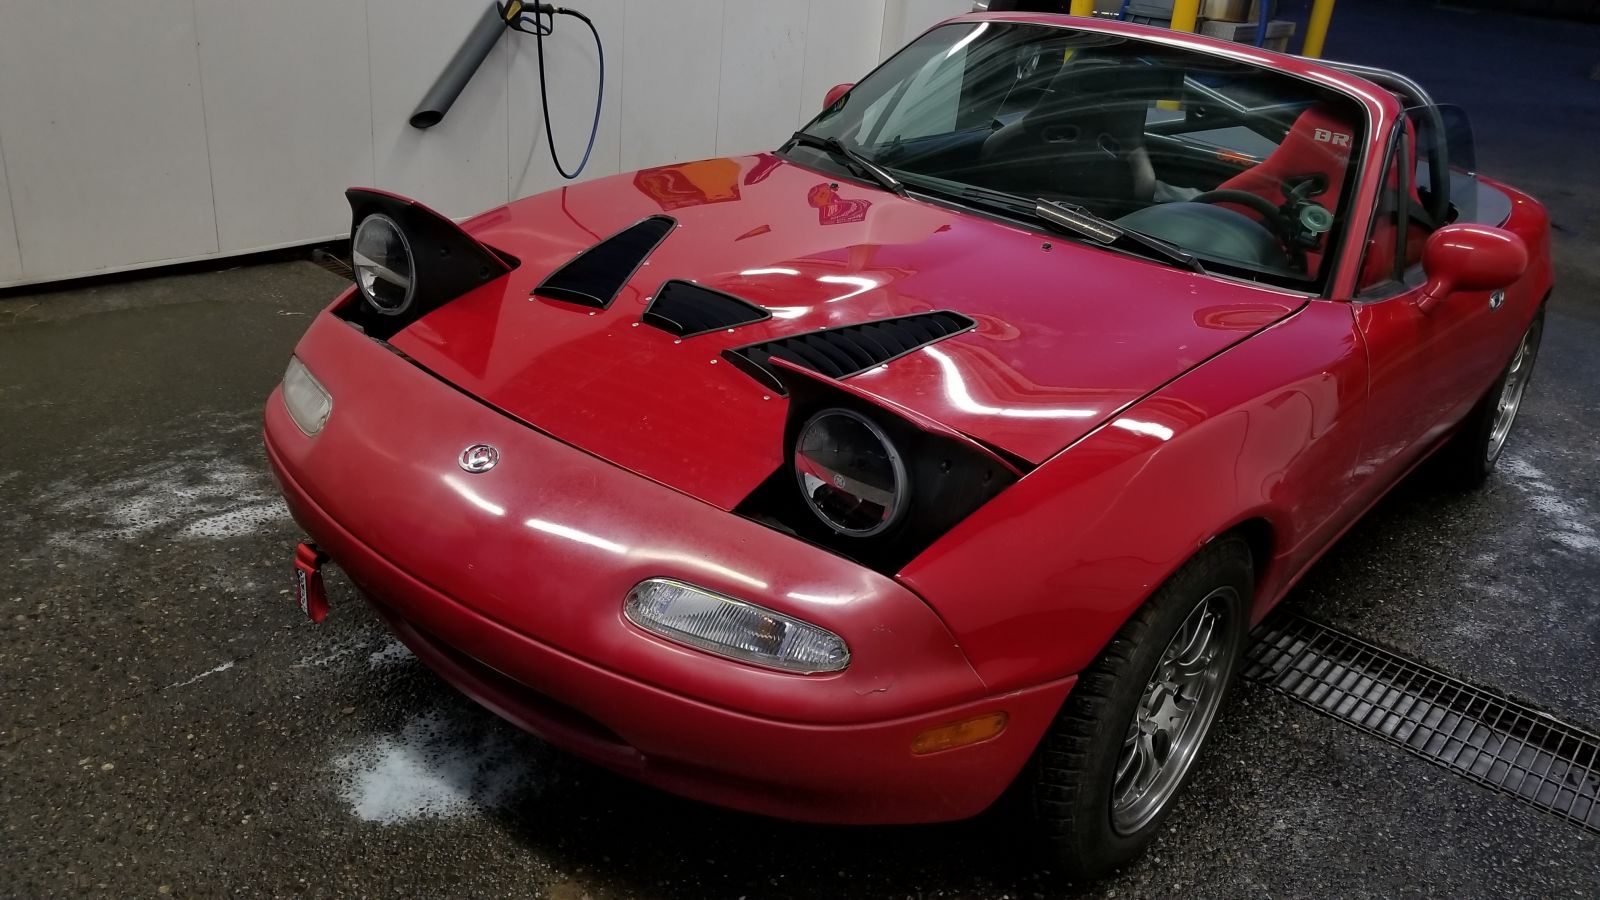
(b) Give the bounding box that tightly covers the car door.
[1350,123,1506,491]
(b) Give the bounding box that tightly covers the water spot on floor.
[1501,452,1600,555]
[180,501,290,539]
[333,709,541,824]
[39,448,288,552]
[294,633,383,669]
[368,638,415,669]
[167,660,236,689]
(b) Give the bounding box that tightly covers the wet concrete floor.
[3,1,1597,896]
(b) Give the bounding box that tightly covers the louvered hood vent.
[642,280,771,337]
[533,215,675,309]
[724,311,976,392]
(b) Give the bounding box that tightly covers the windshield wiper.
[896,177,1206,275]
[788,131,907,197]
[1033,199,1206,275]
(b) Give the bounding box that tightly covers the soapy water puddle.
[1499,452,1600,556]
[295,634,416,671]
[1443,445,1600,651]
[335,708,546,824]
[37,446,289,553]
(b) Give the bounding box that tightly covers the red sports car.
[265,13,1551,879]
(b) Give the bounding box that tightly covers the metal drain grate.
[1246,615,1600,832]
[310,249,353,279]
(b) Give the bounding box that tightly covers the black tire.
[1436,307,1545,489]
[1014,535,1252,882]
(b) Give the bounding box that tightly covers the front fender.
[897,300,1367,691]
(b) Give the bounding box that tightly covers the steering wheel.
[1189,189,1290,240]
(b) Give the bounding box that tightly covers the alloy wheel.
[1486,325,1538,464]
[1110,587,1239,835]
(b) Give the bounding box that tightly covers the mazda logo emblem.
[458,443,500,473]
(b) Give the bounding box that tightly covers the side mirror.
[823,83,854,111]
[1416,224,1528,314]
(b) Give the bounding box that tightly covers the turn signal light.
[910,712,1008,756]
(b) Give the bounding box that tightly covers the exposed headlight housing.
[734,361,1022,577]
[281,355,332,435]
[351,214,416,316]
[795,408,908,537]
[624,579,850,674]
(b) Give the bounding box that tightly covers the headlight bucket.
[281,355,332,435]
[338,188,519,339]
[624,578,850,674]
[352,214,417,315]
[734,358,1024,576]
[795,408,908,537]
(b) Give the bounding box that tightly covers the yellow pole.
[1069,0,1095,16]
[1157,0,1202,109]
[1302,0,1338,58]
[1169,0,1201,33]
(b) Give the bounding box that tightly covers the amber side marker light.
[910,712,1008,756]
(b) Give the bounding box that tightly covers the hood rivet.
[1042,242,1053,251]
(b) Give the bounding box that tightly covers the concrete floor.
[3,1,1598,896]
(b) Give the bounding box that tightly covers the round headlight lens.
[794,408,907,537]
[352,214,415,315]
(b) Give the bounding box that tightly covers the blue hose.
[1256,0,1275,46]
[532,7,604,179]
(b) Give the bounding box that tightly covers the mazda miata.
[265,12,1551,878]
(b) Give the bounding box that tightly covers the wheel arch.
[1220,515,1275,602]
[899,301,1363,693]
[1083,516,1276,674]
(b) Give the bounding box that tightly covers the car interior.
[809,23,1489,293]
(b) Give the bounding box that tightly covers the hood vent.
[724,311,976,392]
[534,215,675,309]
[642,280,771,337]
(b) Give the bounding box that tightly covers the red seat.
[1215,102,1361,277]
[1217,103,1429,288]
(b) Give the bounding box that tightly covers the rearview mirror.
[1417,224,1528,314]
[823,83,854,111]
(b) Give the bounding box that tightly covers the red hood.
[390,154,1301,509]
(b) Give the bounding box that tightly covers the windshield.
[788,22,1369,288]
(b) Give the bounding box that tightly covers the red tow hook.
[293,542,331,623]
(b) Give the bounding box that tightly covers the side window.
[1356,129,1409,295]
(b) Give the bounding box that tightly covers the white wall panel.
[0,1,217,281]
[368,0,511,217]
[508,0,624,199]
[620,0,726,171]
[797,0,888,125]
[0,0,976,287]
[880,0,972,58]
[195,0,374,252]
[0,138,20,283]
[716,1,810,156]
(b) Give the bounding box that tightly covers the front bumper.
[264,312,1073,823]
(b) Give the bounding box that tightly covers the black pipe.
[410,3,510,130]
